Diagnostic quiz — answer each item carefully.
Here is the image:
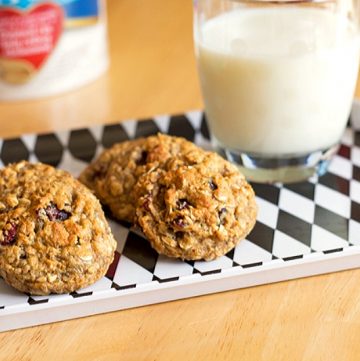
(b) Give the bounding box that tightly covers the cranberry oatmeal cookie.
[135,150,257,261]
[0,161,116,295]
[79,134,199,223]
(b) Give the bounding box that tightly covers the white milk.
[196,8,360,155]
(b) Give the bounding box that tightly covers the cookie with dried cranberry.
[79,134,199,223]
[0,161,116,295]
[135,150,257,261]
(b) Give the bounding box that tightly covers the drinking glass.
[193,0,360,183]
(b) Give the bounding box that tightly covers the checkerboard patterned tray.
[1,103,360,332]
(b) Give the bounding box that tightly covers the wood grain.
[1,1,360,360]
[2,270,360,361]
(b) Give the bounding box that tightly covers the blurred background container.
[0,0,109,100]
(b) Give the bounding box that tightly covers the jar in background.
[0,0,109,100]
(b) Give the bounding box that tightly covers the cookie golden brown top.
[0,161,116,295]
[79,134,199,222]
[135,150,257,261]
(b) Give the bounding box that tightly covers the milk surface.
[196,8,360,155]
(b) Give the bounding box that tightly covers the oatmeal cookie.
[135,150,257,261]
[0,161,117,295]
[79,134,199,222]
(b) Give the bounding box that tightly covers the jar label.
[0,0,100,84]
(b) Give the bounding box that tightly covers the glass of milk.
[194,0,360,183]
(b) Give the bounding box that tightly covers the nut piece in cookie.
[135,151,257,261]
[0,161,117,295]
[78,134,199,223]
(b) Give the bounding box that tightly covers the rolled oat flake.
[0,0,109,100]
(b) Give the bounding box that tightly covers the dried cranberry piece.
[136,151,148,166]
[174,217,186,228]
[142,197,151,211]
[1,223,17,246]
[176,199,191,210]
[218,207,227,225]
[45,203,71,221]
[209,180,218,191]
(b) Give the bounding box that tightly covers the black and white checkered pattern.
[1,104,360,331]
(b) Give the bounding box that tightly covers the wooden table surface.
[1,1,360,360]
